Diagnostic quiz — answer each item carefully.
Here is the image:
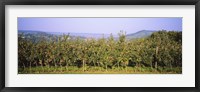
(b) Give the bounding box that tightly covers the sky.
[18,17,182,35]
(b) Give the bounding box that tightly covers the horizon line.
[18,29,182,34]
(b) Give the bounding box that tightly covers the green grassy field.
[18,66,181,74]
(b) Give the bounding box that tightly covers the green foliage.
[18,30,182,73]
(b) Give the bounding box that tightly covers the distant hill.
[126,30,156,39]
[18,30,47,35]
[18,30,157,40]
[18,30,112,39]
[48,32,119,39]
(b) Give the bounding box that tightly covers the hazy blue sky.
[18,17,182,35]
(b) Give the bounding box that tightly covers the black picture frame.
[0,0,199,92]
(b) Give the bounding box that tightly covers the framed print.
[0,0,200,92]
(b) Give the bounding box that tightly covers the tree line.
[18,30,182,72]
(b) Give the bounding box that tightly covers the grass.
[18,66,182,74]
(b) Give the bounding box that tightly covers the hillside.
[18,30,157,41]
[126,30,156,39]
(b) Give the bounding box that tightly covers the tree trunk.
[82,60,85,72]
[29,62,31,72]
[97,62,100,67]
[54,59,57,72]
[155,46,159,70]
[118,63,120,70]
[60,63,62,72]
[155,61,157,69]
[23,63,26,70]
[36,62,38,67]
[170,61,172,69]
[106,64,108,72]
[93,61,96,67]
[65,62,68,71]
